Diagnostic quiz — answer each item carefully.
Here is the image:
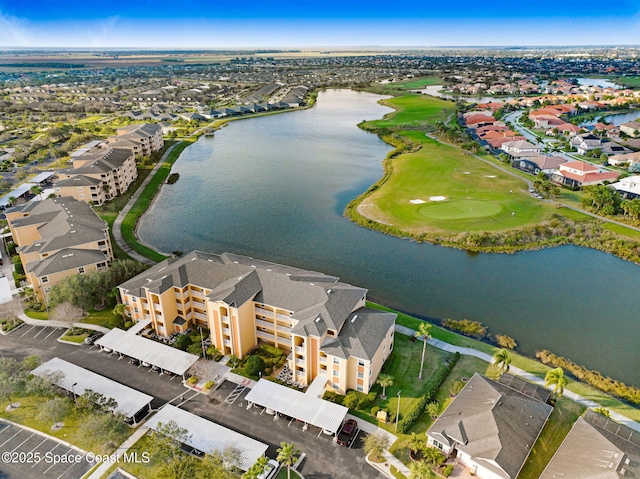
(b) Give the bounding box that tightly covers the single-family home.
[570,133,602,155]
[608,151,640,166]
[426,373,552,479]
[620,121,640,138]
[553,161,620,188]
[540,410,640,479]
[513,155,567,175]
[611,175,640,200]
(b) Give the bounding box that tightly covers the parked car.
[141,361,150,367]
[128,358,139,366]
[257,459,279,479]
[336,419,358,447]
[84,332,104,345]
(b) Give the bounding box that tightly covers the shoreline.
[344,92,640,265]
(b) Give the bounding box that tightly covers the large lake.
[139,89,640,386]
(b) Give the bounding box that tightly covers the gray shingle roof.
[427,373,552,479]
[55,175,103,187]
[28,248,108,277]
[119,250,371,339]
[319,308,395,360]
[540,411,640,479]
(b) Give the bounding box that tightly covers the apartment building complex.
[119,251,396,394]
[108,123,163,157]
[55,147,137,205]
[6,197,113,302]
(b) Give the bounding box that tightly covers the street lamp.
[395,390,401,432]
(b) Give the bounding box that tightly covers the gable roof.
[540,411,640,479]
[427,373,552,479]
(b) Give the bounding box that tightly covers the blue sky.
[1,0,639,48]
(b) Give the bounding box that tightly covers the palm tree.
[7,196,16,207]
[242,456,269,479]
[377,373,394,399]
[276,442,300,479]
[415,322,432,380]
[30,185,42,201]
[493,349,511,375]
[545,367,568,397]
[409,459,434,479]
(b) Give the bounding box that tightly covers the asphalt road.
[0,329,383,479]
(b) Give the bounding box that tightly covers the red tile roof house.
[464,114,499,129]
[487,136,527,149]
[553,161,620,188]
[551,123,581,137]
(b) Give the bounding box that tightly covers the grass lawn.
[518,397,585,479]
[60,329,89,343]
[275,468,301,479]
[368,302,640,422]
[121,139,195,263]
[365,94,454,129]
[614,76,640,87]
[360,132,554,234]
[82,308,122,329]
[603,222,640,241]
[107,435,165,479]
[0,395,131,453]
[24,309,48,320]
[384,77,442,91]
[77,115,104,124]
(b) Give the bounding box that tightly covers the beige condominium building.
[108,123,164,157]
[119,251,396,394]
[55,147,137,205]
[6,197,113,302]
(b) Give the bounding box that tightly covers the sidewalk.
[395,323,640,433]
[85,426,149,479]
[112,141,182,266]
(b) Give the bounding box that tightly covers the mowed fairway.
[359,131,554,233]
[366,93,454,128]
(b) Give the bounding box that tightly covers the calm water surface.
[139,90,640,386]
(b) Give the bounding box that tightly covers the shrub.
[124,321,133,330]
[397,352,460,433]
[187,376,198,385]
[371,406,380,417]
[343,391,360,409]
[442,464,454,477]
[442,319,487,338]
[204,381,215,390]
[449,380,464,397]
[245,355,266,377]
[495,334,517,349]
[187,343,203,356]
[174,334,192,350]
[536,349,640,404]
[259,343,286,357]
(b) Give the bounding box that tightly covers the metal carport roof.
[95,328,199,376]
[32,357,153,420]
[245,379,348,434]
[146,405,268,471]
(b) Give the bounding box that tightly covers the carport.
[32,357,153,424]
[245,379,348,434]
[146,404,268,471]
[95,328,199,378]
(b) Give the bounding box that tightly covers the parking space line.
[42,328,60,341]
[10,432,35,452]
[0,422,10,433]
[20,325,37,337]
[349,428,361,449]
[29,437,48,453]
[42,446,69,475]
[0,428,23,447]
[56,460,80,479]
[33,327,47,339]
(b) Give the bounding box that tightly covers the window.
[333,357,340,365]
[357,372,364,379]
[358,359,366,367]
[356,384,364,392]
[433,440,443,450]
[332,382,339,389]
[41,276,48,283]
[333,370,339,377]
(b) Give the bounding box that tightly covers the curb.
[0,417,90,457]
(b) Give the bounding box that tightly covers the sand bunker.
[429,196,447,202]
[409,199,426,204]
[461,171,471,174]
[484,175,497,178]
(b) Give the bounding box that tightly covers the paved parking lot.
[0,421,95,479]
[14,324,64,343]
[181,381,382,479]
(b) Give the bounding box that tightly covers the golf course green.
[352,94,556,234]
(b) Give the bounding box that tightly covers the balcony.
[255,319,274,329]
[295,346,305,355]
[277,324,291,334]
[256,330,275,342]
[191,290,205,299]
[255,307,273,316]
[224,339,232,347]
[194,312,207,321]
[276,313,291,322]
[221,315,230,323]
[222,327,230,335]
[295,358,305,367]
[319,356,327,365]
[174,291,182,299]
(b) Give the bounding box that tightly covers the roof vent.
[251,265,256,268]
[310,283,315,286]
[327,289,332,293]
[286,273,291,276]
[233,261,238,264]
[191,257,196,261]
[70,230,76,233]
[351,315,358,323]
[315,317,321,323]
